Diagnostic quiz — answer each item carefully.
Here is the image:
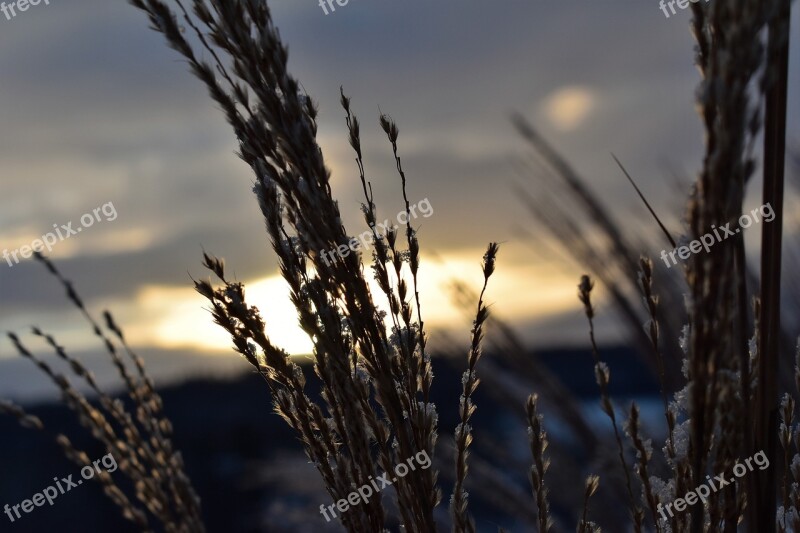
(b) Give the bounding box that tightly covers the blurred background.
[1,0,799,531]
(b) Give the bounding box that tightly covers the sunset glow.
[123,251,580,356]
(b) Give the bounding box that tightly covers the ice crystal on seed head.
[461,370,475,385]
[777,506,799,528]
[791,455,800,478]
[649,475,674,506]
[679,324,690,356]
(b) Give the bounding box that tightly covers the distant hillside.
[0,346,655,532]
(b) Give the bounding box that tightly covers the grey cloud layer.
[1,0,798,369]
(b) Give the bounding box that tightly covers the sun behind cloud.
[132,277,315,356]
[121,250,578,357]
[541,86,596,131]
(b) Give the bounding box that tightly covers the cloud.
[1,0,798,396]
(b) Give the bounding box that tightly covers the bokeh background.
[0,1,799,530]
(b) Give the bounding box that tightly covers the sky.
[0,0,798,398]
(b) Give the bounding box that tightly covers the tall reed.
[1,253,203,533]
[127,0,502,530]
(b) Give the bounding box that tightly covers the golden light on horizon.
[121,250,580,356]
[132,277,316,356]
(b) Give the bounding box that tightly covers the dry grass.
[1,253,203,533]
[513,1,794,531]
[1,0,795,531]
[126,1,504,530]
